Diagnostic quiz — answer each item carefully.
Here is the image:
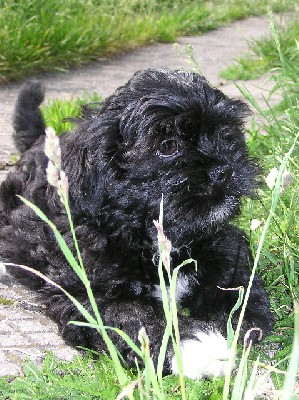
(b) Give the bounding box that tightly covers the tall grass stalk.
[225,286,245,349]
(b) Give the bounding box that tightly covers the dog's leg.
[190,224,274,343]
[171,273,273,379]
[163,225,274,380]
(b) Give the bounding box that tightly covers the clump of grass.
[0,353,124,399]
[220,17,299,81]
[41,93,102,135]
[0,0,297,83]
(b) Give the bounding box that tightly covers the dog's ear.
[61,119,120,217]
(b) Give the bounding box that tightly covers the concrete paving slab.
[0,274,78,376]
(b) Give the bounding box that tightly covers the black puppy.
[0,69,274,378]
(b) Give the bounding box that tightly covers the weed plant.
[0,0,297,83]
[0,14,299,400]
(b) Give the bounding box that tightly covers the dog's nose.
[208,165,232,189]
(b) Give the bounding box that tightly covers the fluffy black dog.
[0,69,274,378]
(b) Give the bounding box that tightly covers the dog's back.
[13,80,46,153]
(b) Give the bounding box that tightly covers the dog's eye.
[157,139,180,158]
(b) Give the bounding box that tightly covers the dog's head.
[64,69,257,243]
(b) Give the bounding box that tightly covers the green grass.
[0,353,225,400]
[0,0,297,83]
[0,353,123,399]
[41,93,102,134]
[220,17,299,81]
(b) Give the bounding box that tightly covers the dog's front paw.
[171,331,232,379]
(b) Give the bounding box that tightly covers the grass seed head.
[46,160,60,188]
[57,170,69,203]
[153,220,172,272]
[45,126,61,169]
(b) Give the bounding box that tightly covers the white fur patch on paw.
[171,330,232,379]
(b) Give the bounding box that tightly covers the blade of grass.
[281,301,299,400]
[230,341,252,400]
[222,286,245,348]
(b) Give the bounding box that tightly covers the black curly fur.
[0,69,274,373]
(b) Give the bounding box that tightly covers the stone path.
[0,14,288,379]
